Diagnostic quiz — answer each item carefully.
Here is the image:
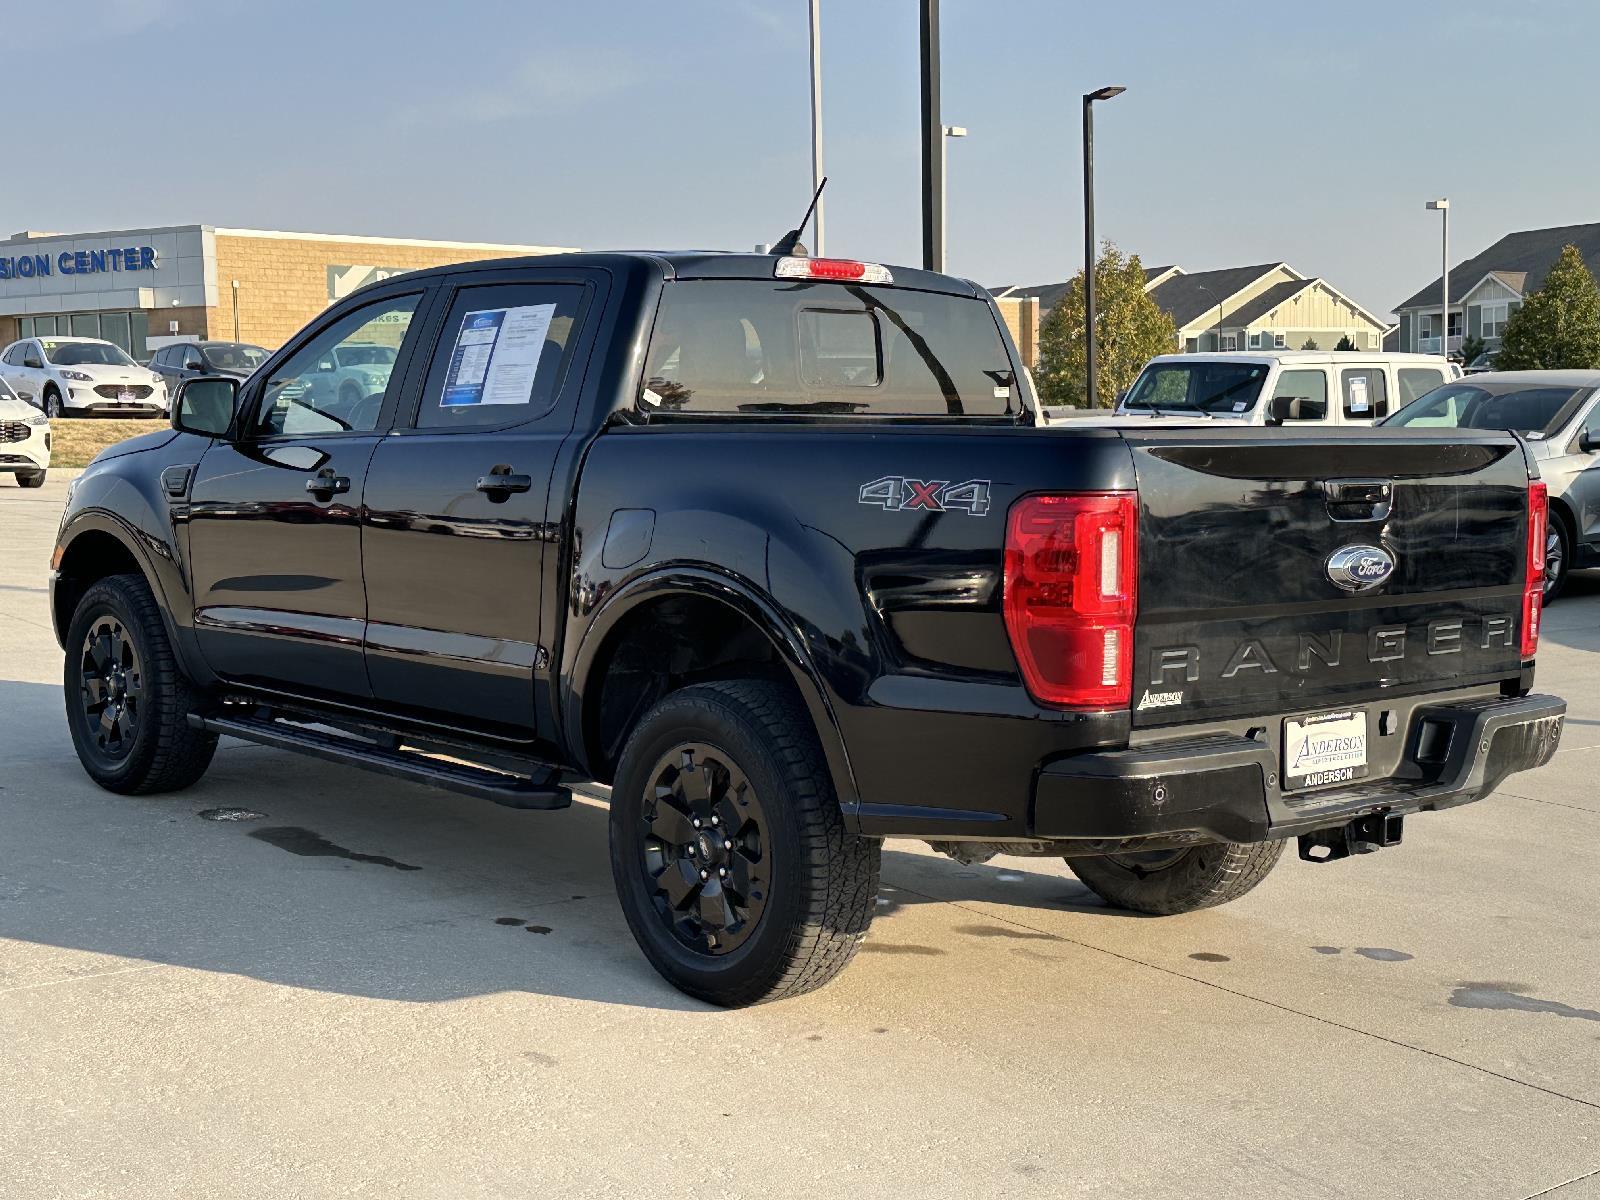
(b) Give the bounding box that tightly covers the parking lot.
[1,471,1597,1199]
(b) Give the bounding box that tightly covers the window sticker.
[1348,376,1370,412]
[440,304,556,407]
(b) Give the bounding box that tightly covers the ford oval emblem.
[1326,543,1396,593]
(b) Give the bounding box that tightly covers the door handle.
[476,471,534,499]
[306,470,351,498]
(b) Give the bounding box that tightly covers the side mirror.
[1580,429,1600,454]
[1267,395,1324,424]
[172,376,239,438]
[23,357,42,370]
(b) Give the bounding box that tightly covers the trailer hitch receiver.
[1298,812,1404,863]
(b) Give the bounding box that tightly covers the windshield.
[201,343,269,372]
[43,340,138,368]
[335,345,397,367]
[1382,382,1588,436]
[1123,361,1270,413]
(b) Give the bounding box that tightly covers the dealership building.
[0,225,576,359]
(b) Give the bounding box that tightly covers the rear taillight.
[1522,480,1548,659]
[1003,493,1138,708]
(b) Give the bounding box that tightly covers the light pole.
[808,0,824,256]
[231,279,241,341]
[1426,198,1450,357]
[940,124,966,270]
[1083,85,1125,406]
[919,0,942,271]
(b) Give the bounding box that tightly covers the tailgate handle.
[1325,478,1392,522]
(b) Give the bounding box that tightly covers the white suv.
[0,376,50,487]
[0,335,168,418]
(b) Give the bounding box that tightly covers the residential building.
[1392,222,1600,357]
[991,262,1388,364]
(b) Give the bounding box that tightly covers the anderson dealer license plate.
[1283,710,1369,790]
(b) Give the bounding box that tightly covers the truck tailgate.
[1122,428,1532,728]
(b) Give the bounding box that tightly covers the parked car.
[1383,369,1600,598]
[50,251,1564,1005]
[1463,350,1499,375]
[148,341,270,396]
[1056,351,1458,428]
[0,375,49,487]
[288,340,399,417]
[0,335,167,418]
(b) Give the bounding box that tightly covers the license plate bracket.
[1283,709,1368,790]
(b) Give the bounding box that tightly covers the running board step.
[188,713,572,810]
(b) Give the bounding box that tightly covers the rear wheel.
[16,470,45,488]
[64,573,217,794]
[609,679,881,1006]
[1065,840,1284,915]
[1545,512,1571,600]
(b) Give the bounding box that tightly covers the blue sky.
[12,0,1599,316]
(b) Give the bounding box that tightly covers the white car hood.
[0,394,40,419]
[53,363,156,386]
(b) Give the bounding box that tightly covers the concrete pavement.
[2,471,1598,1199]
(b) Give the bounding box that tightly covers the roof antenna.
[770,177,827,257]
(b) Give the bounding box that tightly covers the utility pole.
[919,0,942,271]
[808,0,824,256]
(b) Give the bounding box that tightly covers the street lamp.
[1426,198,1450,357]
[940,124,966,270]
[1083,85,1126,406]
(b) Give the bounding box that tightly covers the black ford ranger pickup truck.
[50,251,1565,1006]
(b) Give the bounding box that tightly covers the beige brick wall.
[996,295,1040,366]
[212,234,564,351]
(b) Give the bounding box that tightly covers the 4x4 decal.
[858,476,992,516]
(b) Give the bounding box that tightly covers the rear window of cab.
[642,280,1021,417]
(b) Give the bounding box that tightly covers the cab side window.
[257,294,421,436]
[2,344,22,366]
[1340,367,1388,421]
[1270,368,1329,422]
[415,282,585,430]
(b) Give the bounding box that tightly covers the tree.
[1035,242,1179,407]
[1301,337,1320,351]
[1457,334,1486,366]
[1495,244,1600,370]
[1334,334,1358,352]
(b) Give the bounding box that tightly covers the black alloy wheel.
[640,741,770,956]
[77,614,144,764]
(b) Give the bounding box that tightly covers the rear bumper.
[1033,693,1565,847]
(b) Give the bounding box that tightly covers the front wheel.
[609,679,881,1007]
[16,470,45,488]
[1065,840,1284,915]
[43,388,63,419]
[64,573,218,794]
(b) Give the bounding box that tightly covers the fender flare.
[562,565,863,824]
[54,508,200,680]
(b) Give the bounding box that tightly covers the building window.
[1273,332,1287,349]
[1218,334,1237,351]
[1247,332,1263,349]
[1481,301,1509,339]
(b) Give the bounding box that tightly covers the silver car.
[1384,369,1600,598]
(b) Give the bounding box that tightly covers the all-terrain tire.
[610,679,881,1006]
[1065,840,1285,915]
[64,572,218,794]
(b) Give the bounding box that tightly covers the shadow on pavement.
[0,678,1130,1013]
